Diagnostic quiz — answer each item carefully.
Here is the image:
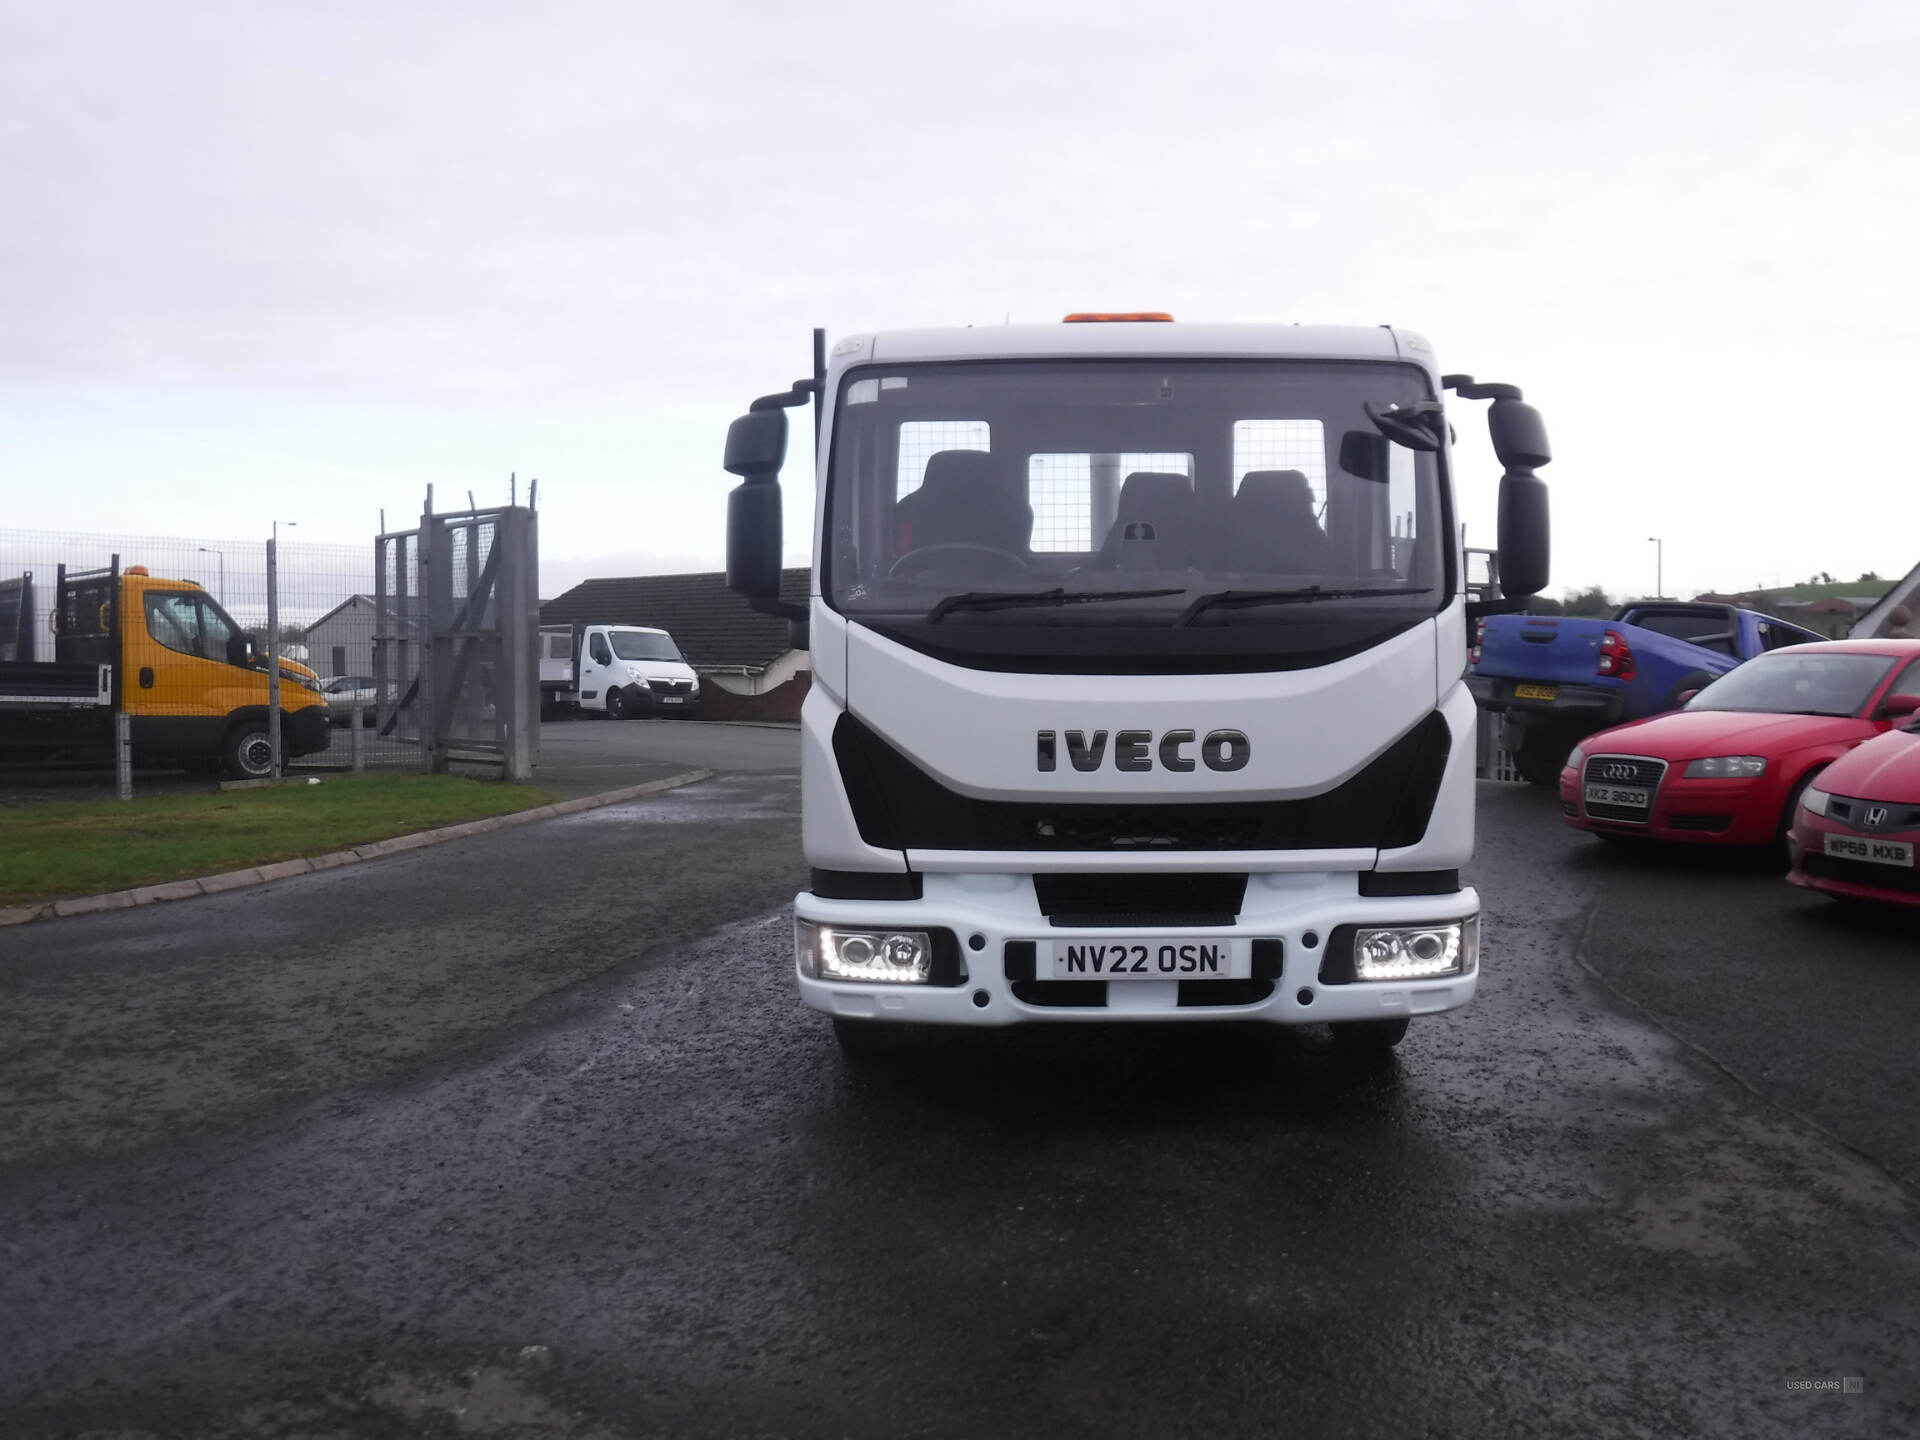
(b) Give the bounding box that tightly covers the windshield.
[1686,652,1895,717]
[609,630,682,662]
[824,360,1447,673]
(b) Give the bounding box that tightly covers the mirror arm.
[749,379,820,413]
[1443,374,1525,402]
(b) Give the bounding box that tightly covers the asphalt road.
[2,749,1917,1438]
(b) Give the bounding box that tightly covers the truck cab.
[724,318,1553,1060]
[0,563,330,778]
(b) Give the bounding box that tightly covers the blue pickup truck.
[1468,602,1825,783]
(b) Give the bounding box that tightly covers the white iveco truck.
[724,315,1550,1059]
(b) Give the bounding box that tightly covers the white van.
[539,622,701,719]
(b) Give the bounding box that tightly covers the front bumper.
[614,683,700,714]
[1787,811,1920,908]
[285,704,332,758]
[1558,767,1779,845]
[792,873,1479,1027]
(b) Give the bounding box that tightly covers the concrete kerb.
[0,768,714,928]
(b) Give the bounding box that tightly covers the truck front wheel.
[222,723,276,780]
[832,1017,911,1060]
[605,687,629,721]
[1329,1017,1410,1056]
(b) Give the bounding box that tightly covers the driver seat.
[894,450,1033,558]
[1230,470,1332,573]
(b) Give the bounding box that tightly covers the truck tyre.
[605,687,629,721]
[832,1017,910,1060]
[1665,671,1714,711]
[222,723,276,780]
[1514,727,1573,786]
[1329,1017,1410,1056]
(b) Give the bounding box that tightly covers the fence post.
[351,709,366,772]
[494,507,538,781]
[266,534,281,778]
[115,709,132,800]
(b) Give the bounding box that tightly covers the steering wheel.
[889,544,1030,581]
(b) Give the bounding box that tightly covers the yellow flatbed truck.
[0,561,330,779]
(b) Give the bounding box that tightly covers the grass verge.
[0,773,560,907]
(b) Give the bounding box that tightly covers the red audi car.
[1558,640,1920,847]
[1787,725,1920,908]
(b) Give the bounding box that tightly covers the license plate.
[1514,683,1558,701]
[1584,782,1651,810]
[1824,833,1915,868]
[1043,937,1252,981]
[661,695,684,704]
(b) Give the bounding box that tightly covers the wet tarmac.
[1,774,1915,1437]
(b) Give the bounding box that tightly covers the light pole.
[267,521,296,778]
[196,546,225,604]
[1648,536,1664,599]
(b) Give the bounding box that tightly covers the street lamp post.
[196,546,225,605]
[1648,537,1664,600]
[267,521,296,778]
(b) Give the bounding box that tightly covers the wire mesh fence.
[0,526,423,773]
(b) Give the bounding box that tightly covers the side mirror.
[226,634,251,665]
[1497,470,1550,597]
[724,408,789,480]
[1489,399,1550,470]
[1879,692,1920,720]
[727,480,783,603]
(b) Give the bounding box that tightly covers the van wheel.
[222,724,276,780]
[605,688,628,721]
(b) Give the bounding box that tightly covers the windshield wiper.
[927,587,1186,623]
[1175,586,1433,627]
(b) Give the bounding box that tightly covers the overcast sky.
[3,0,1915,602]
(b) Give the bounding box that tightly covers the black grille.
[1584,755,1665,787]
[653,679,696,697]
[1033,872,1247,927]
[1827,798,1920,831]
[1668,813,1733,833]
[1802,852,1920,894]
[835,712,1452,853]
[1582,754,1666,824]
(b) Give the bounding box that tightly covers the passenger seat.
[1096,471,1202,570]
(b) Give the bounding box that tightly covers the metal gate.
[374,501,539,779]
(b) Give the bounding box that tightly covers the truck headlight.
[1800,785,1832,818]
[797,920,933,983]
[1352,917,1477,981]
[1683,755,1767,779]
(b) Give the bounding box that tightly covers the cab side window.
[197,601,235,661]
[589,634,612,665]
[144,593,232,662]
[144,593,204,658]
